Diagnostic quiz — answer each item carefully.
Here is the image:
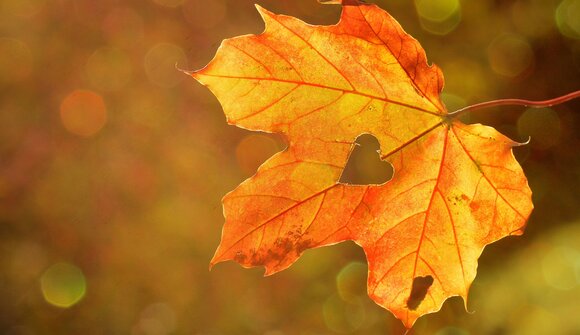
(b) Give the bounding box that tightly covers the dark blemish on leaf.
[276,236,294,253]
[297,238,314,253]
[447,195,458,205]
[234,251,247,263]
[266,249,281,261]
[264,236,294,262]
[448,193,471,206]
[406,275,434,310]
[247,248,265,266]
[246,232,314,267]
[250,253,265,266]
[473,159,483,173]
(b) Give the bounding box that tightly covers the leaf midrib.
[198,73,441,117]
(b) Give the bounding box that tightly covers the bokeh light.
[510,1,556,38]
[59,90,108,137]
[86,47,133,91]
[555,0,580,39]
[508,305,562,335]
[336,262,367,303]
[471,223,580,334]
[517,108,562,150]
[40,262,87,308]
[415,0,460,22]
[134,302,177,335]
[144,43,188,88]
[415,0,462,35]
[0,38,33,84]
[487,33,534,78]
[542,246,578,290]
[323,294,366,333]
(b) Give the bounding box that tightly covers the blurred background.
[0,0,579,334]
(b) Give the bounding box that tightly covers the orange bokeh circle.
[59,90,107,137]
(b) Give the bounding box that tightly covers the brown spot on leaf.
[297,238,314,253]
[249,249,265,266]
[406,275,434,310]
[276,236,294,253]
[448,193,471,206]
[234,251,247,263]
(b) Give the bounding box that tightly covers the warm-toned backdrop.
[1,0,578,334]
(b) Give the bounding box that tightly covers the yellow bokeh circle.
[556,0,580,39]
[517,108,561,150]
[487,33,534,78]
[415,0,462,35]
[40,262,86,308]
[336,262,367,303]
[415,0,461,22]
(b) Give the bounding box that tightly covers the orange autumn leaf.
[189,1,533,328]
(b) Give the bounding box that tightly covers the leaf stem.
[448,90,580,117]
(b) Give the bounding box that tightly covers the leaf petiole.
[448,90,580,118]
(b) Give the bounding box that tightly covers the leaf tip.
[254,3,274,19]
[209,248,229,271]
[512,135,531,147]
[209,256,218,271]
[254,3,278,31]
[176,62,203,81]
[175,62,190,74]
[461,294,476,314]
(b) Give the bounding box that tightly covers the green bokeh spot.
[40,262,86,308]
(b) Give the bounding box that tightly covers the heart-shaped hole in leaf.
[339,134,394,185]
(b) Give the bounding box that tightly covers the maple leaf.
[189,0,533,328]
